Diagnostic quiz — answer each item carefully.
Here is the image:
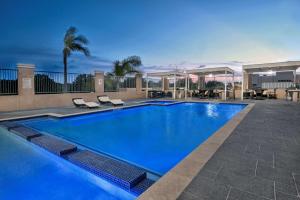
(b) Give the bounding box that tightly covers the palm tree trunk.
[63,54,68,92]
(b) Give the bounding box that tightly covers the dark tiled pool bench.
[9,126,42,141]
[0,121,154,196]
[67,150,154,194]
[31,135,77,155]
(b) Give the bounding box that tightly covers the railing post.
[135,73,143,94]
[17,63,35,109]
[95,71,104,94]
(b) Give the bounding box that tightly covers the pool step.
[31,135,77,156]
[9,126,42,141]
[67,150,147,190]
[0,121,21,130]
[131,178,155,195]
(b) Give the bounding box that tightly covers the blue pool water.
[0,128,135,200]
[21,102,246,175]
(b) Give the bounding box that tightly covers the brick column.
[94,71,104,95]
[135,73,143,94]
[17,63,35,109]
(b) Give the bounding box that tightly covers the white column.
[146,74,149,99]
[294,70,297,87]
[162,77,164,91]
[187,75,190,91]
[241,70,244,100]
[224,70,227,101]
[173,74,176,99]
[196,75,198,90]
[232,73,235,100]
[185,75,187,99]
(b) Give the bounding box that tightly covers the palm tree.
[63,26,90,92]
[108,56,142,76]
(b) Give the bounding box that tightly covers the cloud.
[0,46,113,73]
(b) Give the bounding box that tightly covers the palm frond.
[64,27,77,41]
[70,43,90,56]
[74,35,89,45]
[122,56,142,67]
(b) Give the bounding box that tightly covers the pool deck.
[1,99,300,200]
[177,100,300,200]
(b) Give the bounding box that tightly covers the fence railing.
[0,68,18,95]
[142,78,162,89]
[35,71,95,94]
[104,76,136,92]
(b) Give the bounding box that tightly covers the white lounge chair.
[72,98,100,108]
[97,95,124,106]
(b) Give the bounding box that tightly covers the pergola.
[186,67,235,100]
[146,71,187,99]
[146,67,235,100]
[241,61,300,100]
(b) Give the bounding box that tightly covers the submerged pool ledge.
[0,122,155,196]
[137,103,255,200]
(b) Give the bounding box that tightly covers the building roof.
[243,61,300,73]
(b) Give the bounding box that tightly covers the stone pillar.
[17,63,35,109]
[94,71,104,95]
[135,73,143,94]
[163,78,169,91]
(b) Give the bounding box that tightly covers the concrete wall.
[0,64,145,112]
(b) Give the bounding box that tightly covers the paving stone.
[227,188,269,200]
[178,191,203,200]
[195,167,218,181]
[215,166,254,188]
[293,174,300,192]
[275,180,298,197]
[256,162,294,185]
[275,191,299,200]
[185,176,230,200]
[236,176,274,199]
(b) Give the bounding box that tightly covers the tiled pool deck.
[1,99,299,200]
[179,100,300,200]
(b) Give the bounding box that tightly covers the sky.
[0,0,300,73]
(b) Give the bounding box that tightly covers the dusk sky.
[0,0,300,73]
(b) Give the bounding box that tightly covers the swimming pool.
[0,128,135,200]
[21,102,246,175]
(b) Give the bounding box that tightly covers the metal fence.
[104,76,136,92]
[0,68,18,95]
[35,71,95,94]
[142,78,162,89]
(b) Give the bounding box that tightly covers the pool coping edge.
[137,102,255,200]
